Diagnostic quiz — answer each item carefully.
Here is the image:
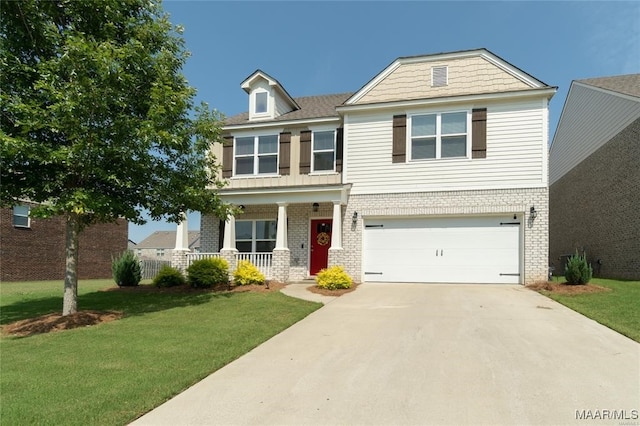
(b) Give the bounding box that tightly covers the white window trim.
[249,88,271,121]
[233,132,280,177]
[12,205,30,228]
[311,129,337,174]
[408,109,471,161]
[235,219,277,253]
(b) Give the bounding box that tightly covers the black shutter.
[299,130,312,174]
[279,132,291,175]
[222,136,233,178]
[472,108,487,159]
[335,128,344,172]
[392,115,406,163]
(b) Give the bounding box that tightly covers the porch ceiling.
[219,184,352,205]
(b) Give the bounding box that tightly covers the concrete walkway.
[132,284,639,425]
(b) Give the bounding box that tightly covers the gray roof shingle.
[578,74,640,98]
[135,231,200,250]
[224,92,354,126]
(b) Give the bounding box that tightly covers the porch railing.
[185,252,272,280]
[140,259,172,280]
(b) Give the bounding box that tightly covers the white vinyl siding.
[550,82,640,184]
[345,99,547,195]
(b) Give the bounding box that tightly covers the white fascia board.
[224,117,341,132]
[480,51,547,88]
[337,87,557,114]
[218,184,352,205]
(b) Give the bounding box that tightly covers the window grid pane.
[255,92,268,114]
[314,152,334,171]
[441,136,467,158]
[412,138,436,159]
[441,112,467,135]
[258,135,278,153]
[411,114,436,137]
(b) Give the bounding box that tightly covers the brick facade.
[201,186,548,284]
[550,118,640,279]
[1,205,128,281]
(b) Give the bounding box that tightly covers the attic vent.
[432,66,448,87]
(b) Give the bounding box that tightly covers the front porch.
[174,184,352,283]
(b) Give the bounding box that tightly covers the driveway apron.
[131,284,640,425]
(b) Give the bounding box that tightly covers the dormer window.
[255,91,268,114]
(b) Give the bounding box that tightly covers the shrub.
[315,265,353,290]
[186,258,229,288]
[112,251,142,287]
[153,265,186,288]
[233,260,265,286]
[564,251,593,285]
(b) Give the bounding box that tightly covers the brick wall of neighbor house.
[0,207,128,281]
[339,187,549,285]
[550,118,640,280]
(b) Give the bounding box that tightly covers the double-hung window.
[410,111,468,160]
[312,130,335,172]
[12,205,30,228]
[255,92,268,114]
[235,220,277,252]
[235,135,278,175]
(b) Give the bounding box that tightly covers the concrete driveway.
[132,284,639,425]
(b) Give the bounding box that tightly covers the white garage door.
[363,216,521,284]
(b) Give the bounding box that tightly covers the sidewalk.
[279,282,337,304]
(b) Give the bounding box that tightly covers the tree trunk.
[63,213,80,316]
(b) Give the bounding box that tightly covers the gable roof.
[345,48,552,105]
[136,231,200,250]
[577,74,640,99]
[241,69,300,111]
[224,92,353,127]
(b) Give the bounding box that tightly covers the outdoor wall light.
[352,211,358,224]
[530,206,538,220]
[312,202,319,212]
[239,205,245,211]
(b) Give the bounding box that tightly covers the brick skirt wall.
[1,207,128,282]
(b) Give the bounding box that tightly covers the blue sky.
[129,0,640,243]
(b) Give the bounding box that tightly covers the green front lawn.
[541,278,640,342]
[0,280,321,425]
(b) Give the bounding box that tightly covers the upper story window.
[12,205,30,228]
[255,91,268,114]
[410,111,468,160]
[312,130,336,172]
[235,135,278,176]
[235,220,277,252]
[156,248,165,257]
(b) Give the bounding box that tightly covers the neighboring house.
[549,74,640,280]
[0,202,128,281]
[136,231,200,261]
[201,48,556,284]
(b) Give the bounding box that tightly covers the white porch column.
[222,214,236,250]
[275,202,288,249]
[331,201,342,249]
[175,212,189,251]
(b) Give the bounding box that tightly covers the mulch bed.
[307,283,359,297]
[527,281,611,295]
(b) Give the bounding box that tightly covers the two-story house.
[199,49,556,285]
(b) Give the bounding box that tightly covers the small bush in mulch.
[153,265,186,288]
[186,258,229,288]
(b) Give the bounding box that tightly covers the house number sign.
[317,232,330,246]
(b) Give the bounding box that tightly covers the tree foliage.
[0,0,229,314]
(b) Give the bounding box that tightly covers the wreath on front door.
[317,232,330,246]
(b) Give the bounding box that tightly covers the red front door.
[310,219,332,275]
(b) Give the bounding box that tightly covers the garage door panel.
[363,216,521,284]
